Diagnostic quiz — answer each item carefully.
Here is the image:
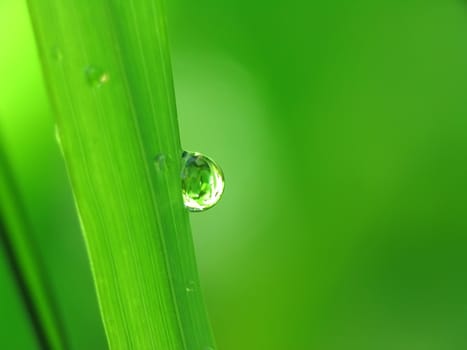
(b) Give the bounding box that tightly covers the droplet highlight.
[85,65,109,87]
[54,125,64,155]
[181,151,224,212]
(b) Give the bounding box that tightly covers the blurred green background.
[2,0,467,349]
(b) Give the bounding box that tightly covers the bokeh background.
[2,0,467,349]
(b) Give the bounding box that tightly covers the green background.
[2,0,467,349]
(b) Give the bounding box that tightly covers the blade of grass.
[26,0,215,349]
[0,134,68,350]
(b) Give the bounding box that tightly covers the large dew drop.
[181,151,224,212]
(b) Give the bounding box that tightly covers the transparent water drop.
[51,47,63,62]
[185,280,196,293]
[85,65,109,87]
[154,153,170,172]
[181,151,224,212]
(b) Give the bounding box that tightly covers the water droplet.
[154,153,170,172]
[85,65,109,87]
[181,151,224,212]
[51,47,63,62]
[185,280,196,293]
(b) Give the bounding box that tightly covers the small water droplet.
[185,280,196,293]
[85,65,109,87]
[181,151,224,212]
[51,47,63,62]
[154,153,170,172]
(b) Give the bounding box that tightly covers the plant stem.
[0,136,68,350]
[26,0,215,348]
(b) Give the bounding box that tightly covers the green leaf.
[0,136,68,350]
[26,0,215,348]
